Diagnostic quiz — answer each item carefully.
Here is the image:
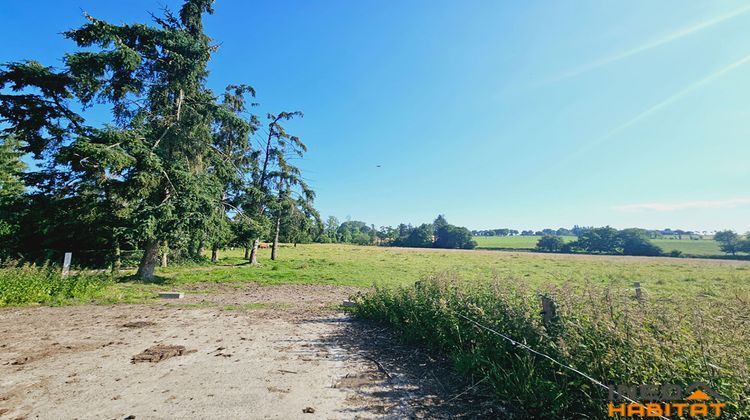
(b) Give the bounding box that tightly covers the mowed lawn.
[145,244,750,302]
[474,235,726,257]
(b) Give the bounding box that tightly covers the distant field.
[474,235,726,257]
[652,238,723,256]
[154,244,750,300]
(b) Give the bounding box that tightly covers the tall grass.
[0,263,113,306]
[352,274,750,419]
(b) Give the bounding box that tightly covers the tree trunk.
[160,241,168,267]
[211,245,218,262]
[244,244,250,260]
[136,240,160,280]
[197,239,205,258]
[271,217,281,260]
[112,244,121,273]
[249,238,259,265]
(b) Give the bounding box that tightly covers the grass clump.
[352,274,750,419]
[0,263,113,306]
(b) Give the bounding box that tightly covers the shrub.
[0,262,112,306]
[353,275,750,419]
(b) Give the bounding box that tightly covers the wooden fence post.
[62,252,72,277]
[541,296,556,325]
[634,282,642,301]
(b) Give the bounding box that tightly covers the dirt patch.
[131,345,195,363]
[122,321,156,328]
[0,285,494,418]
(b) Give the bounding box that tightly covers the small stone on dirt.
[131,345,195,363]
[302,407,315,414]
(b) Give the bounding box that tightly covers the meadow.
[3,243,748,304]
[474,235,725,257]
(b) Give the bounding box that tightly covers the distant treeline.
[319,215,476,250]
[534,227,750,257]
[473,226,708,239]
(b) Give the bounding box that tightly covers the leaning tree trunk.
[249,238,259,264]
[244,244,250,260]
[271,217,281,261]
[136,240,160,280]
[211,245,218,262]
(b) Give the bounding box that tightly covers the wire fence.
[456,311,672,420]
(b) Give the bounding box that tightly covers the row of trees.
[474,226,707,240]
[0,1,320,278]
[318,215,477,250]
[472,227,576,237]
[535,227,750,257]
[536,227,665,256]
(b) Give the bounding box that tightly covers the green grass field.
[152,244,750,299]
[4,244,748,306]
[474,235,726,257]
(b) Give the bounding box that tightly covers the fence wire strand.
[456,312,671,420]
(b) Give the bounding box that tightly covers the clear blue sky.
[2,1,749,232]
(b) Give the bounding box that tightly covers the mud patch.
[122,321,156,328]
[131,345,195,363]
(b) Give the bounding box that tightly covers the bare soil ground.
[0,284,498,419]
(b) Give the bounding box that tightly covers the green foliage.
[395,223,435,248]
[565,227,664,256]
[0,135,25,199]
[0,263,113,305]
[352,275,750,419]
[337,221,375,245]
[434,224,476,249]
[618,228,663,256]
[570,226,622,254]
[715,230,743,255]
[535,235,565,252]
[0,1,318,273]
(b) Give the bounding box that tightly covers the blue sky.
[2,1,749,232]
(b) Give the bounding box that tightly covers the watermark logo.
[607,382,726,417]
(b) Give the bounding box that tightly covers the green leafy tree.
[0,2,288,278]
[434,222,476,249]
[322,216,339,243]
[0,135,25,199]
[396,223,434,248]
[714,230,741,255]
[740,234,750,255]
[618,228,662,256]
[0,1,249,279]
[573,226,621,254]
[536,235,564,252]
[0,135,26,255]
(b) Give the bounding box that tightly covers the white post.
[62,252,72,277]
